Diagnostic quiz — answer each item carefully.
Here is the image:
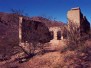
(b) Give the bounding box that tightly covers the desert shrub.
[59,20,91,67]
[61,19,90,52]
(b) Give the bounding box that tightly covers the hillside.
[30,16,65,27]
[0,12,20,60]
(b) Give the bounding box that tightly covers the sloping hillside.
[0,12,20,59]
[30,16,65,27]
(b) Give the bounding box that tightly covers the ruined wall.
[80,16,90,34]
[67,7,90,34]
[49,27,64,46]
[19,17,51,43]
[67,8,80,26]
[49,27,64,40]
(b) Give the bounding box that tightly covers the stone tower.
[67,7,90,34]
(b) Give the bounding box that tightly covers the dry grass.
[19,52,61,68]
[0,40,91,68]
[0,49,91,68]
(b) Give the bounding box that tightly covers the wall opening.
[57,31,61,40]
[50,31,54,40]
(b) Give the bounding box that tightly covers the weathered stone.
[67,7,90,34]
[19,7,90,47]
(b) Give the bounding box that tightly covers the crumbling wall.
[19,17,51,44]
[67,7,90,34]
[67,8,80,26]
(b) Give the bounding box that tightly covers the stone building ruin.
[49,27,64,45]
[19,7,90,47]
[19,17,51,53]
[67,7,90,35]
[49,27,63,40]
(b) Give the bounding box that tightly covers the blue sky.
[0,0,91,23]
